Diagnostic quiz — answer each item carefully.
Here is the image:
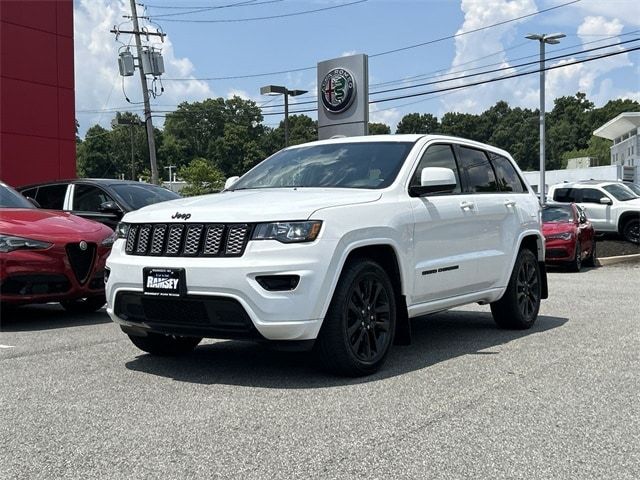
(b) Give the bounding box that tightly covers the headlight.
[101,231,118,247]
[115,222,130,240]
[546,232,574,241]
[0,234,52,253]
[252,221,322,243]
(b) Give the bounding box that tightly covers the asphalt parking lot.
[1,262,639,480]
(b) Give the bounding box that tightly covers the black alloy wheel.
[622,218,640,244]
[344,273,393,364]
[570,240,582,272]
[491,248,541,330]
[316,259,396,376]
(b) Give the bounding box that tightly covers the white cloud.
[441,2,638,115]
[369,105,402,132]
[74,0,212,136]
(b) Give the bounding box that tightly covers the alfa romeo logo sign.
[321,68,356,113]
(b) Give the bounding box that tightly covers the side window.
[553,188,576,203]
[34,184,68,209]
[456,146,498,193]
[411,144,461,194]
[73,185,114,212]
[488,153,526,193]
[581,188,605,204]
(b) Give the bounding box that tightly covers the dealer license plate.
[143,268,186,297]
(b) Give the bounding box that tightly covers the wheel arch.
[324,241,412,345]
[516,232,548,300]
[618,211,640,234]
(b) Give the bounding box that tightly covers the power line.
[161,0,580,81]
[149,0,368,23]
[145,0,283,18]
[143,0,274,9]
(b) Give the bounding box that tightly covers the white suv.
[106,135,548,376]
[547,180,640,243]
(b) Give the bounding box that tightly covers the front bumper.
[544,237,577,262]
[0,246,109,305]
[106,238,338,341]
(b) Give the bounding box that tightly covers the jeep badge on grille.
[172,212,191,220]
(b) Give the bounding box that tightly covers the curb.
[597,253,640,266]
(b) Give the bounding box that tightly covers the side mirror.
[409,167,457,197]
[600,197,612,205]
[99,201,122,213]
[224,176,240,190]
[26,197,41,208]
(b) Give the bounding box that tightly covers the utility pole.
[164,165,176,192]
[111,2,165,185]
[129,0,158,185]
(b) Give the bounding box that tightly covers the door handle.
[460,201,475,210]
[504,199,516,207]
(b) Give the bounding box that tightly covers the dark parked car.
[1,181,114,312]
[542,203,596,271]
[18,179,180,229]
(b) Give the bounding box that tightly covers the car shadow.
[124,310,568,388]
[0,303,111,332]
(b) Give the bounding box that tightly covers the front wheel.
[315,259,396,376]
[491,249,541,330]
[622,218,640,244]
[128,332,202,356]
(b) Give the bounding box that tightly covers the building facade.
[0,0,76,187]
[594,112,640,168]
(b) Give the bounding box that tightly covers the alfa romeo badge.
[321,68,356,113]
[79,240,88,251]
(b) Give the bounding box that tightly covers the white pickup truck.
[106,135,548,376]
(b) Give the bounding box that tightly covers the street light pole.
[526,32,565,205]
[260,85,308,147]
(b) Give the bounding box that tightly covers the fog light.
[256,275,300,291]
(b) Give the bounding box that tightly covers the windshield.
[624,183,640,196]
[602,183,638,201]
[542,205,574,222]
[111,183,180,210]
[230,141,415,190]
[0,182,34,209]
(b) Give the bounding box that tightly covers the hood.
[0,208,108,241]
[542,221,575,236]
[122,188,382,223]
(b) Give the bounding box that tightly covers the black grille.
[114,292,261,339]
[66,242,97,284]
[0,274,71,295]
[125,223,252,257]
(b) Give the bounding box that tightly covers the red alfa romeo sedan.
[1,181,115,312]
[542,203,596,272]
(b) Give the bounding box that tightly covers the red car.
[1,181,115,312]
[542,203,596,271]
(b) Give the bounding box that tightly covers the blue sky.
[74,0,640,136]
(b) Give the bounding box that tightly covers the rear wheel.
[128,332,202,356]
[569,240,582,272]
[622,218,640,244]
[315,259,396,376]
[491,249,541,330]
[60,295,106,314]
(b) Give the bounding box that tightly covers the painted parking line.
[0,345,16,349]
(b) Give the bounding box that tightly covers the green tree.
[178,158,226,196]
[562,135,612,166]
[77,125,113,177]
[396,113,439,134]
[368,122,391,135]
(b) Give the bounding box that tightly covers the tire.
[491,249,541,330]
[315,259,396,376]
[569,240,582,272]
[622,218,640,244]
[128,332,202,356]
[60,295,106,314]
[584,240,597,267]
